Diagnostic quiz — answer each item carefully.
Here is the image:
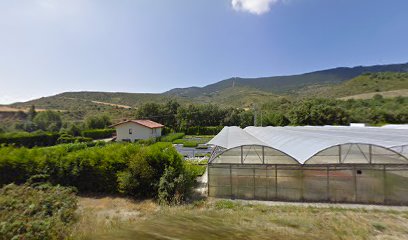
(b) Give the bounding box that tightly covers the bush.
[33,110,62,132]
[117,143,184,198]
[0,183,77,239]
[184,161,207,177]
[0,132,60,148]
[161,127,174,135]
[81,129,115,139]
[85,115,111,129]
[158,166,196,205]
[160,133,185,142]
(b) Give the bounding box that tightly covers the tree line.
[2,95,407,135]
[136,96,408,129]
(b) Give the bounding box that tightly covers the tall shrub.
[117,142,184,197]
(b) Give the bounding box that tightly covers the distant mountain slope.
[294,72,408,99]
[165,63,408,97]
[9,62,408,110]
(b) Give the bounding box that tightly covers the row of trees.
[135,100,254,130]
[13,106,113,135]
[4,95,407,135]
[136,96,408,129]
[260,95,408,126]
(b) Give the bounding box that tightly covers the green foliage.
[288,99,350,126]
[158,166,196,205]
[27,105,37,121]
[184,160,207,176]
[3,71,407,134]
[136,100,180,127]
[0,143,132,192]
[0,183,77,240]
[81,128,115,139]
[14,120,37,132]
[57,133,92,144]
[160,132,185,142]
[182,141,198,148]
[137,137,158,145]
[117,143,184,198]
[262,112,290,126]
[67,123,82,136]
[330,72,408,98]
[182,126,223,135]
[0,131,60,148]
[85,115,111,129]
[0,141,194,201]
[33,110,62,132]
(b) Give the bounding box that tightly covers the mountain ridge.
[164,62,408,98]
[7,62,408,109]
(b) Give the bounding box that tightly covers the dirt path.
[61,97,132,109]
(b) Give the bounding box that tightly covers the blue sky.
[1,0,408,104]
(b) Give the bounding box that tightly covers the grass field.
[72,197,408,240]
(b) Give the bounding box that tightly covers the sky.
[1,0,408,104]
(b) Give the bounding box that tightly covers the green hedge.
[57,135,92,144]
[0,132,60,148]
[182,141,198,148]
[81,129,115,139]
[0,142,187,197]
[181,126,223,135]
[160,133,185,142]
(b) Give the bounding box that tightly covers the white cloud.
[231,0,280,15]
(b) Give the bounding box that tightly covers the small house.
[111,119,164,142]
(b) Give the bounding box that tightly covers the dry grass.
[0,106,57,112]
[71,197,408,240]
[339,89,408,100]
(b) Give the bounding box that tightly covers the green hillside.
[294,72,408,99]
[8,63,408,115]
[331,72,408,97]
[165,62,408,97]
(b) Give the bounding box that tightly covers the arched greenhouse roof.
[208,126,408,164]
[207,126,267,149]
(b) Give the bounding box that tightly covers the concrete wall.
[115,122,162,142]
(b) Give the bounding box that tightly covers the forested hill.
[164,62,408,97]
[8,62,408,110]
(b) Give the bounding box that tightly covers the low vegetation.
[81,128,115,139]
[160,132,185,142]
[0,142,197,201]
[0,182,77,240]
[0,131,61,148]
[173,135,213,148]
[72,198,408,240]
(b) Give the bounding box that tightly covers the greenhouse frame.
[207,126,408,205]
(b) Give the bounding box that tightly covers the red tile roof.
[110,119,164,129]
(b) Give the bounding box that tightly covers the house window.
[151,129,154,134]
[129,129,132,134]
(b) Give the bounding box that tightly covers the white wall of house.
[115,122,162,142]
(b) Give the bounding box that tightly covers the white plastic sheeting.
[207,126,266,149]
[208,126,408,164]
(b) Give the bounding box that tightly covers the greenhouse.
[207,126,408,204]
